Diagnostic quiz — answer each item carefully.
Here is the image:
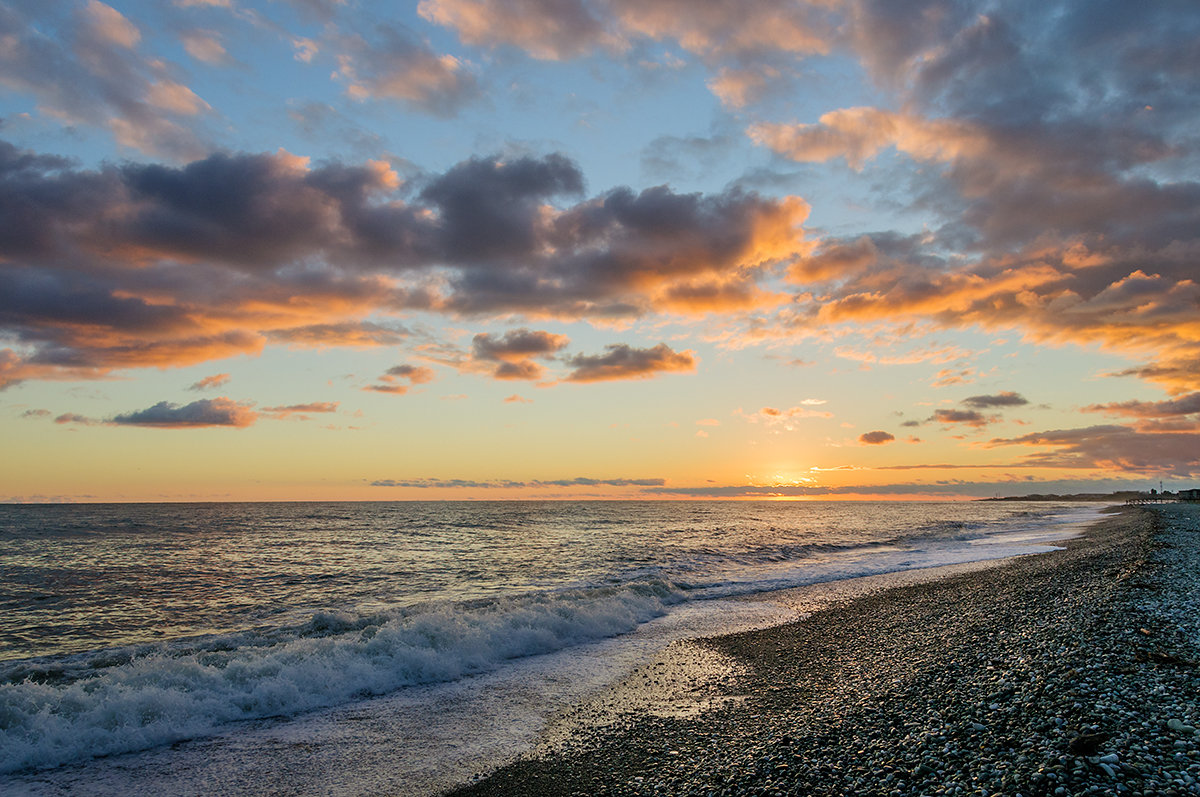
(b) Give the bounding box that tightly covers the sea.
[0,500,1102,795]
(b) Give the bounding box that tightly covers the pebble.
[449,505,1200,797]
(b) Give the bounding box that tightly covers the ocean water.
[0,500,1101,794]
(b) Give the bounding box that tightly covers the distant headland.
[981,492,1140,502]
[982,489,1200,503]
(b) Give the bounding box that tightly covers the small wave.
[0,584,680,774]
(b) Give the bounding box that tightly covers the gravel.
[444,505,1200,797]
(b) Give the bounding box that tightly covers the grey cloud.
[119,153,405,269]
[420,154,585,262]
[929,409,990,427]
[472,328,569,360]
[0,142,423,272]
[371,478,523,489]
[534,477,665,487]
[1,137,796,285]
[907,0,1200,251]
[1084,393,1200,419]
[278,0,345,22]
[750,1,1200,398]
[407,164,803,318]
[0,2,212,159]
[0,139,806,386]
[986,424,1200,478]
[858,430,894,445]
[490,360,543,380]
[286,101,387,157]
[640,130,737,182]
[110,397,257,428]
[564,342,696,382]
[847,0,1199,141]
[962,392,1029,409]
[0,264,181,336]
[435,183,805,316]
[470,328,570,381]
[844,0,977,89]
[334,24,481,117]
[385,364,435,382]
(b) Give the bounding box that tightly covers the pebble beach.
[449,504,1200,797]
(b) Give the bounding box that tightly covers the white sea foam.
[0,586,677,774]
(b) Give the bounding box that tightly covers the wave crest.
[0,584,677,774]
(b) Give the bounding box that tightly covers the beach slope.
[449,505,1200,796]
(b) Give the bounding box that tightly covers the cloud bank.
[0,142,804,389]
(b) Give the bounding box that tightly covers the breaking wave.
[0,583,679,774]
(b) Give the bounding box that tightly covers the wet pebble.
[450,506,1200,797]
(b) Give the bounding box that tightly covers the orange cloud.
[365,364,436,394]
[932,368,976,387]
[83,1,140,49]
[419,0,830,63]
[611,0,829,57]
[417,0,619,60]
[261,402,340,419]
[834,342,975,366]
[189,373,231,391]
[180,31,228,65]
[750,108,989,171]
[790,235,878,282]
[762,237,1200,393]
[55,413,96,425]
[738,404,833,431]
[265,323,411,348]
[146,81,211,116]
[417,0,831,109]
[707,67,774,109]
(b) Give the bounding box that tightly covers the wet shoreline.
[448,505,1200,796]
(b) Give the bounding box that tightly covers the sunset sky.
[2,0,1199,501]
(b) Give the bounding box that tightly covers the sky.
[2,0,1199,502]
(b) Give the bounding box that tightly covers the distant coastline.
[980,491,1143,502]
